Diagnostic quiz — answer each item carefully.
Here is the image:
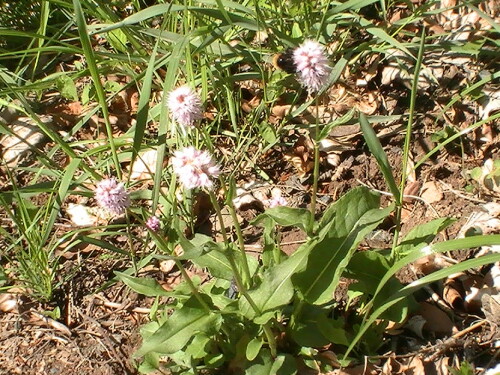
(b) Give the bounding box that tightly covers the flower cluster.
[171,146,220,190]
[94,178,130,215]
[292,40,331,93]
[146,215,161,232]
[266,188,288,208]
[167,86,203,128]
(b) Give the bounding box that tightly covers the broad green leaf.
[115,271,171,297]
[185,334,211,359]
[289,305,331,348]
[252,206,313,236]
[396,217,455,257]
[317,186,380,234]
[246,349,297,375]
[135,297,219,356]
[359,113,400,201]
[346,251,416,322]
[294,204,392,305]
[239,241,311,321]
[316,314,350,347]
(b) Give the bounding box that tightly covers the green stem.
[175,259,211,312]
[208,189,277,356]
[310,96,320,217]
[392,29,426,259]
[220,179,252,287]
[141,213,211,313]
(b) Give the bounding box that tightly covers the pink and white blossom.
[167,86,203,128]
[171,147,220,190]
[94,178,130,215]
[146,215,161,232]
[266,188,287,208]
[293,40,331,93]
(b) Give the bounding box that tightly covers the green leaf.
[347,251,416,322]
[294,188,391,305]
[115,271,171,297]
[135,297,219,356]
[252,206,313,236]
[246,337,263,361]
[239,241,311,321]
[318,108,355,141]
[396,217,455,257]
[316,314,350,347]
[56,75,78,101]
[289,305,331,348]
[246,349,297,375]
[317,186,380,234]
[359,113,400,201]
[359,17,414,58]
[185,334,211,359]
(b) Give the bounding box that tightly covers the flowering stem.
[125,214,138,275]
[220,179,252,288]
[310,96,320,217]
[175,259,211,312]
[208,190,277,356]
[142,217,211,313]
[208,188,251,288]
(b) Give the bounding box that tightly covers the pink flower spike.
[293,40,332,93]
[146,215,161,232]
[267,188,287,208]
[94,178,130,215]
[268,196,288,208]
[167,86,203,128]
[171,147,220,190]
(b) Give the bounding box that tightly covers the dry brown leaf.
[419,302,456,336]
[1,116,49,167]
[382,357,403,374]
[435,357,450,375]
[457,210,500,238]
[129,149,160,181]
[30,311,72,336]
[443,278,464,310]
[412,253,453,275]
[421,181,444,203]
[357,92,379,115]
[404,357,426,375]
[334,363,378,375]
[403,181,421,202]
[481,293,500,325]
[0,293,18,313]
[66,203,98,227]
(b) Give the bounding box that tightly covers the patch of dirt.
[0,259,145,375]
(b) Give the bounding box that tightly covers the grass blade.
[359,112,400,201]
[73,0,121,178]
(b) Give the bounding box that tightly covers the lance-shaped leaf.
[239,240,312,322]
[252,206,313,237]
[116,271,171,297]
[135,296,219,356]
[293,188,392,305]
